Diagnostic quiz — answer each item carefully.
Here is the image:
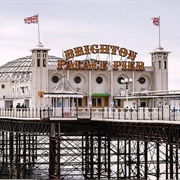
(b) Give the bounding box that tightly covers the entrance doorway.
[92,97,109,107]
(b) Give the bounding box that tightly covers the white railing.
[0,108,41,119]
[0,106,179,121]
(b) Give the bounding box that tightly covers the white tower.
[150,46,170,91]
[31,43,50,108]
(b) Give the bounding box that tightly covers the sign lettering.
[63,44,137,61]
[57,60,145,71]
[58,44,145,71]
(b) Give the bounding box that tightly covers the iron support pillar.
[176,146,179,180]
[97,132,101,179]
[49,122,61,179]
[23,134,27,179]
[156,142,160,179]
[90,131,94,179]
[15,132,20,179]
[107,133,111,179]
[137,141,140,179]
[144,141,148,179]
[170,144,173,180]
[9,132,13,179]
[117,139,120,179]
[166,144,168,180]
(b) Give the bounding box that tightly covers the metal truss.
[0,131,50,179]
[0,119,50,135]
[0,120,180,179]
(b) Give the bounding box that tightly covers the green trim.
[92,93,110,97]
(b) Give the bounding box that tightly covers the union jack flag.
[152,17,160,26]
[24,14,38,24]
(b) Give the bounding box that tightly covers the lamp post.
[121,78,132,108]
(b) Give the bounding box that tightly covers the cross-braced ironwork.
[0,119,180,179]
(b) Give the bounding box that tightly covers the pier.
[0,106,180,179]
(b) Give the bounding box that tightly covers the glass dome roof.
[0,55,61,81]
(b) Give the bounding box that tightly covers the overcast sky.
[0,0,180,90]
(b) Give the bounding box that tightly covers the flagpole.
[37,14,41,44]
[159,16,161,47]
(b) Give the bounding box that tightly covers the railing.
[0,108,41,119]
[0,106,180,121]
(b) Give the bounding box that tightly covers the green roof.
[92,93,110,97]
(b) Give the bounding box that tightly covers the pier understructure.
[0,107,180,179]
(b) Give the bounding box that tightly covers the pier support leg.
[15,133,20,179]
[49,122,61,179]
[23,134,26,179]
[9,132,13,179]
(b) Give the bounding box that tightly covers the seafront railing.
[0,105,180,121]
[0,108,41,119]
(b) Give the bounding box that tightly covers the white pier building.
[0,43,178,111]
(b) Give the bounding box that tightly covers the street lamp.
[121,78,132,108]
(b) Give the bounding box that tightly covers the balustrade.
[0,106,179,122]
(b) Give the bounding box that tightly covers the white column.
[111,70,114,106]
[88,71,92,107]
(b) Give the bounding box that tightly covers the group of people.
[13,103,27,109]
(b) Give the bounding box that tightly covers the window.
[52,76,59,83]
[115,99,121,107]
[1,84,5,89]
[74,76,81,84]
[43,59,46,67]
[97,98,102,106]
[138,77,146,84]
[159,61,161,68]
[78,98,82,106]
[140,102,146,107]
[92,97,109,107]
[96,77,103,84]
[164,61,167,69]
[74,97,87,107]
[92,98,96,106]
[37,59,40,67]
[117,77,124,84]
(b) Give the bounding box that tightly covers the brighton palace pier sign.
[57,44,145,71]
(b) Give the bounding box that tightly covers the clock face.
[139,77,146,84]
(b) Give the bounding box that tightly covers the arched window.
[37,59,40,67]
[164,61,167,69]
[43,59,46,67]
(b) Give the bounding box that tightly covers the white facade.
[0,43,171,109]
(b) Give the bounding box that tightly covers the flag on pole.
[151,16,161,47]
[152,17,160,26]
[24,14,38,24]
